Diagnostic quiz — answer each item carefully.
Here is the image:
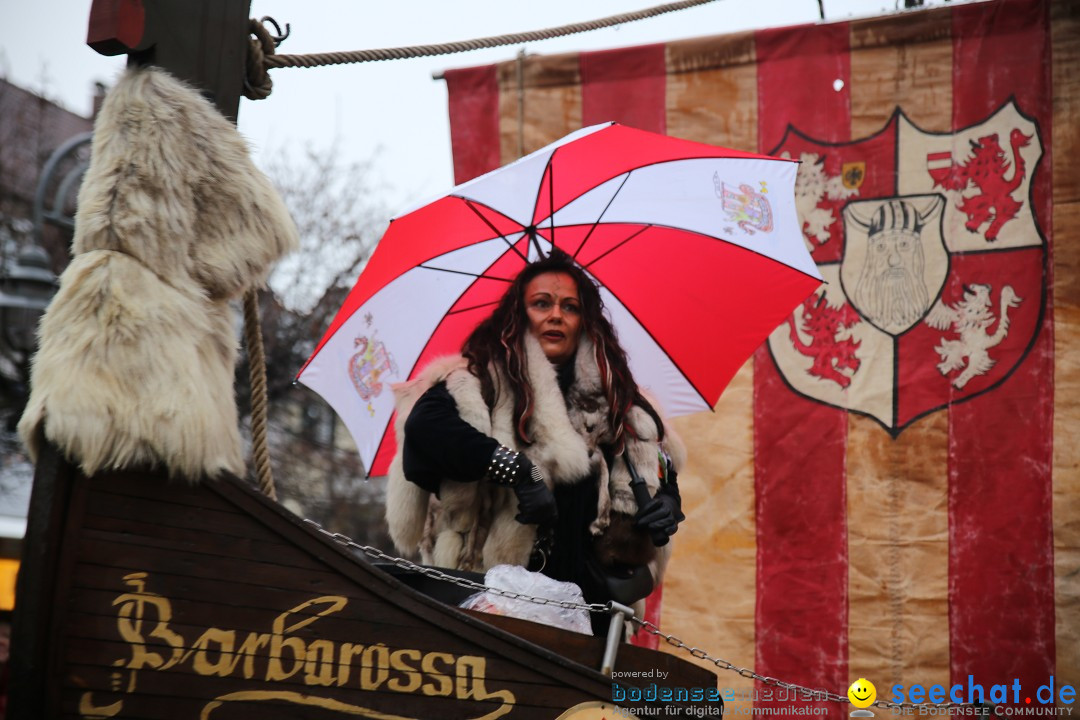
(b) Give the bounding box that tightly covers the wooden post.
[86,0,252,121]
[8,4,254,716]
[7,442,80,719]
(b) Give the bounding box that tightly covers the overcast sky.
[1,0,959,215]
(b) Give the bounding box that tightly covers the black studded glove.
[485,446,558,526]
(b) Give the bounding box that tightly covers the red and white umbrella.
[298,123,822,476]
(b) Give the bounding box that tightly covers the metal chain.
[306,520,967,712]
[256,0,718,71]
[304,520,607,614]
[632,618,970,712]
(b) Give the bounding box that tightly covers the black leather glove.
[485,446,558,526]
[511,460,559,526]
[634,482,685,546]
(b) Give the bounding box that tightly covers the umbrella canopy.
[298,122,823,476]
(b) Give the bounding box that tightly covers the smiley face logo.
[848,678,877,708]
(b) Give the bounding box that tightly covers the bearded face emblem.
[857,227,928,330]
[841,196,947,335]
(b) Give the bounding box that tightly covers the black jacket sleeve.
[401,382,500,495]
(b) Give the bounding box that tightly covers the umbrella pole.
[600,601,636,676]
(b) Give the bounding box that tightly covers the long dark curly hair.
[462,251,662,450]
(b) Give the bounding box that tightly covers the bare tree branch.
[235,139,392,549]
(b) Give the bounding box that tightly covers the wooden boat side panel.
[461,610,717,691]
[11,446,718,719]
[57,471,606,719]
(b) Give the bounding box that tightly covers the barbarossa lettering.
[78,572,516,720]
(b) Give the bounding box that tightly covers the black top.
[402,382,498,494]
[401,381,612,625]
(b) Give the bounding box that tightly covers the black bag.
[585,554,655,606]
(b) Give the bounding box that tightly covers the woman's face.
[524,271,583,364]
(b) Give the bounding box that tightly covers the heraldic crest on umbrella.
[299,122,824,474]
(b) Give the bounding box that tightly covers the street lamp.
[0,245,57,417]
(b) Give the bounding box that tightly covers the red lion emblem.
[928,128,1032,242]
[787,294,862,388]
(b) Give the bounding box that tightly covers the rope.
[243,0,719,98]
[243,288,277,500]
[244,18,276,100]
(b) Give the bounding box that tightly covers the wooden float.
[9,442,719,719]
[10,6,721,714]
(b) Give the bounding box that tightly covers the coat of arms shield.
[767,101,1045,433]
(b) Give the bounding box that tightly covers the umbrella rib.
[417,264,515,282]
[368,258,506,478]
[528,151,558,260]
[580,225,652,269]
[580,263,715,412]
[546,156,556,252]
[603,287,715,412]
[573,171,632,262]
[464,199,528,262]
[579,219,824,284]
[446,300,500,316]
[677,227,827,282]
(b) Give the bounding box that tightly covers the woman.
[385,252,685,625]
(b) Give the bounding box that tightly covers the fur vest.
[18,68,297,480]
[385,334,685,580]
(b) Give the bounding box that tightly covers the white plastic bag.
[459,564,593,635]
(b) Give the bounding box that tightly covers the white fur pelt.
[385,334,684,584]
[18,67,298,480]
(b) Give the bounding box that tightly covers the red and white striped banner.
[444,0,1078,710]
